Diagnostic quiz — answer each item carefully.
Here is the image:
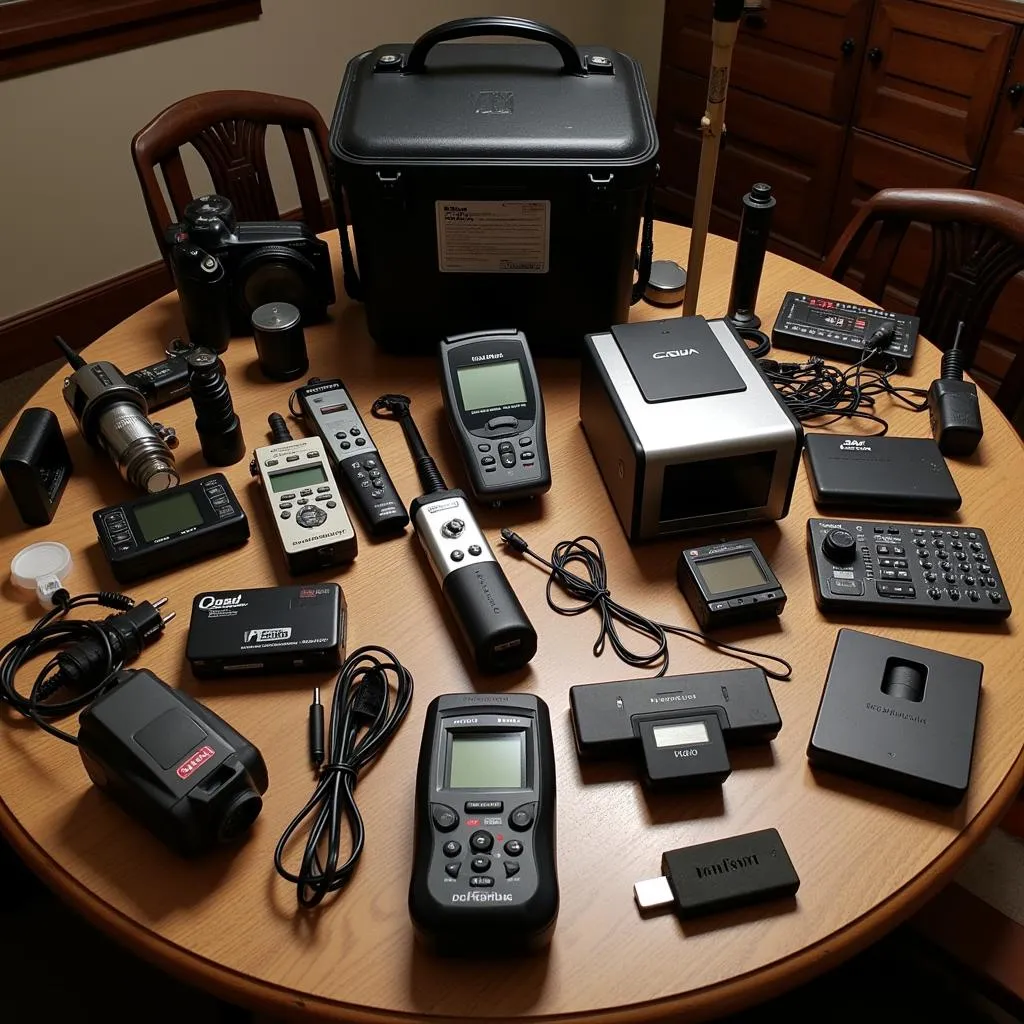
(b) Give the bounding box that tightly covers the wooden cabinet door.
[657,67,846,258]
[976,33,1024,198]
[660,0,871,123]
[854,0,1013,166]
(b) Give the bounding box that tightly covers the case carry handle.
[403,17,587,76]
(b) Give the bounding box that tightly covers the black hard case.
[328,17,658,356]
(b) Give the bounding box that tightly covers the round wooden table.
[1,222,1022,1023]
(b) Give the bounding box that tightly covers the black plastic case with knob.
[328,16,658,356]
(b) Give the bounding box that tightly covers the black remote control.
[807,517,1010,621]
[293,378,409,535]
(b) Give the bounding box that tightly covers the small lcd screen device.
[772,292,919,370]
[93,474,249,583]
[569,668,782,789]
[439,328,551,504]
[677,537,786,629]
[1,408,73,526]
[409,693,558,952]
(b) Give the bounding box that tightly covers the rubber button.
[431,804,458,832]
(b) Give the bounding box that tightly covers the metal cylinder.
[251,302,308,381]
[726,182,776,330]
[95,403,179,492]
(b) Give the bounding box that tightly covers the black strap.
[631,183,656,305]
[336,190,362,301]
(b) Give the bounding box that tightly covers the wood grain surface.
[1,222,1022,1023]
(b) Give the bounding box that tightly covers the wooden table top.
[1,221,1022,1023]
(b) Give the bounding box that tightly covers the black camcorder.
[168,194,335,337]
[77,667,268,855]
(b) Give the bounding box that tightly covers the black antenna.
[54,335,86,370]
[371,394,447,495]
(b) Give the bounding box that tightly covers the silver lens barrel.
[95,403,179,491]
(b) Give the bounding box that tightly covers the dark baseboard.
[0,198,333,382]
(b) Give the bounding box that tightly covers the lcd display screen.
[269,464,328,492]
[653,721,711,748]
[448,733,524,789]
[134,490,204,542]
[457,361,527,413]
[697,553,766,594]
[659,450,776,522]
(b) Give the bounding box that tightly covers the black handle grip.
[1009,82,1024,103]
[868,47,884,65]
[841,37,856,55]
[404,17,585,75]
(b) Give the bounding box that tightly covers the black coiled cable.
[0,591,136,745]
[501,532,792,681]
[274,646,414,908]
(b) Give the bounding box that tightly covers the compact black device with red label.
[772,292,919,370]
[93,474,249,583]
[676,537,786,630]
[409,693,558,952]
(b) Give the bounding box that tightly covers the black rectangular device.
[185,584,346,678]
[439,329,551,504]
[1,408,72,526]
[93,474,249,583]
[803,434,961,514]
[677,537,786,630]
[807,517,1010,620]
[569,669,782,789]
[807,629,982,804]
[329,17,658,356]
[772,292,919,370]
[292,377,408,534]
[409,693,558,952]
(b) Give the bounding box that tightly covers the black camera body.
[169,194,335,336]
[77,667,268,856]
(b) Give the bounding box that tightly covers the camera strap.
[335,190,364,302]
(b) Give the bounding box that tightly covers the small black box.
[0,408,72,526]
[803,434,961,513]
[807,629,982,805]
[186,584,346,678]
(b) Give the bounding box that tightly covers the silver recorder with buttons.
[250,435,357,573]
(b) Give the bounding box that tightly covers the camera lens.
[217,790,263,844]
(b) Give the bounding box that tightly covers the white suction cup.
[11,541,74,606]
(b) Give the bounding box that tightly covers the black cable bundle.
[274,646,413,908]
[759,327,928,434]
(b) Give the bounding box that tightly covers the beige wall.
[0,0,663,322]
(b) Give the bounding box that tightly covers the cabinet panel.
[854,0,1013,165]
[976,33,1024,198]
[656,67,845,257]
[661,0,870,123]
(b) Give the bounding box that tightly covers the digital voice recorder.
[439,329,551,504]
[249,413,357,574]
[292,377,408,535]
[372,395,537,674]
[409,693,558,952]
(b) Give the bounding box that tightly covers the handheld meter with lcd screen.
[439,329,551,504]
[409,693,558,952]
[676,537,786,630]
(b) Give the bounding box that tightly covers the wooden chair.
[823,188,1024,421]
[132,90,333,256]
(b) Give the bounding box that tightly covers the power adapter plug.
[928,323,983,457]
[634,828,799,919]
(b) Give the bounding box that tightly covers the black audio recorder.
[772,292,919,370]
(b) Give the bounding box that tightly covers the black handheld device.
[371,395,536,674]
[677,537,786,630]
[772,292,919,370]
[439,329,551,504]
[292,378,408,535]
[1,408,72,526]
[807,517,1010,620]
[409,693,558,952]
[93,474,249,583]
[570,668,781,788]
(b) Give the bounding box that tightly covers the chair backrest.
[132,90,333,255]
[823,187,1024,419]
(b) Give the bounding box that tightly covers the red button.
[465,818,480,826]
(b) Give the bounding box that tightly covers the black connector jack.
[928,322,983,457]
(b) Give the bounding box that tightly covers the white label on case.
[436,200,550,274]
